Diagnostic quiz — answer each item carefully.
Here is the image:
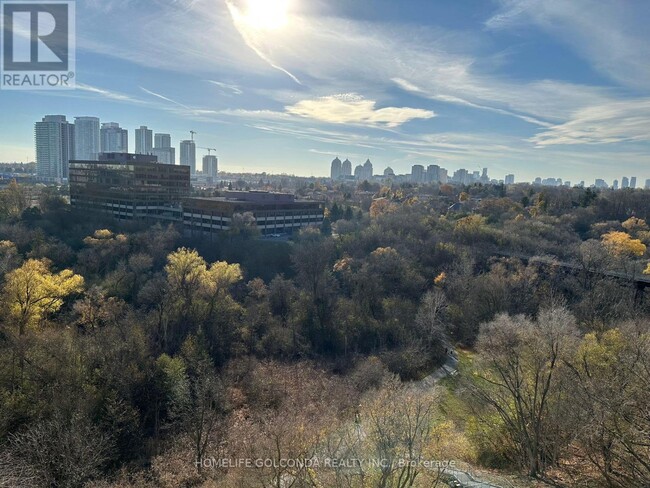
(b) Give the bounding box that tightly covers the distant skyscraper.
[411,164,425,183]
[505,174,515,185]
[180,140,197,174]
[101,122,129,153]
[613,180,619,190]
[155,133,172,149]
[330,157,342,180]
[481,168,489,183]
[645,179,650,190]
[35,115,75,181]
[427,165,440,183]
[622,177,630,189]
[453,169,470,185]
[135,126,153,155]
[354,165,364,179]
[153,133,175,164]
[595,179,608,189]
[342,159,352,176]
[363,159,373,180]
[438,168,448,184]
[203,155,218,177]
[74,117,100,161]
[630,177,637,189]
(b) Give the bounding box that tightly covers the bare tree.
[470,307,579,477]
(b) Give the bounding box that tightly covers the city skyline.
[1,0,649,181]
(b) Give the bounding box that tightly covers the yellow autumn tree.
[369,198,397,219]
[601,231,646,257]
[454,214,487,239]
[164,248,243,329]
[621,217,648,234]
[3,259,85,335]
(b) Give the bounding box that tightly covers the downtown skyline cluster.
[328,156,649,190]
[33,115,218,182]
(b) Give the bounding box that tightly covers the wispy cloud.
[486,0,650,92]
[531,99,650,146]
[392,78,553,127]
[206,80,243,95]
[139,87,191,110]
[77,83,144,103]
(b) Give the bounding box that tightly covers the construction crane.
[200,147,217,155]
[190,130,197,142]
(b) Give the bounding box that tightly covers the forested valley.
[0,181,648,488]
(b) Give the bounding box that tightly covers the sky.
[0,0,649,183]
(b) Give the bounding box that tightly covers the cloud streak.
[531,99,650,146]
[285,94,435,128]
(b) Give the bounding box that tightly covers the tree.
[0,240,21,277]
[165,248,208,327]
[415,289,449,358]
[470,307,579,477]
[567,324,650,487]
[601,231,646,258]
[0,180,27,219]
[370,198,397,219]
[180,337,226,474]
[3,259,84,336]
[0,412,112,488]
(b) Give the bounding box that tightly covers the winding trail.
[414,351,504,488]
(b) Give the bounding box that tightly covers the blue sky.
[1,0,649,183]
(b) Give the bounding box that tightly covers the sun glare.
[242,0,290,30]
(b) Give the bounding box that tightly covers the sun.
[241,0,290,30]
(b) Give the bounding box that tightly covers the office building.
[135,126,153,155]
[331,157,342,180]
[631,177,637,189]
[411,164,425,183]
[69,153,190,221]
[622,177,630,189]
[645,179,650,190]
[203,155,218,178]
[180,140,197,174]
[342,159,352,177]
[505,174,515,185]
[613,179,619,190]
[183,191,324,237]
[101,123,129,153]
[74,117,100,161]
[35,115,75,181]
